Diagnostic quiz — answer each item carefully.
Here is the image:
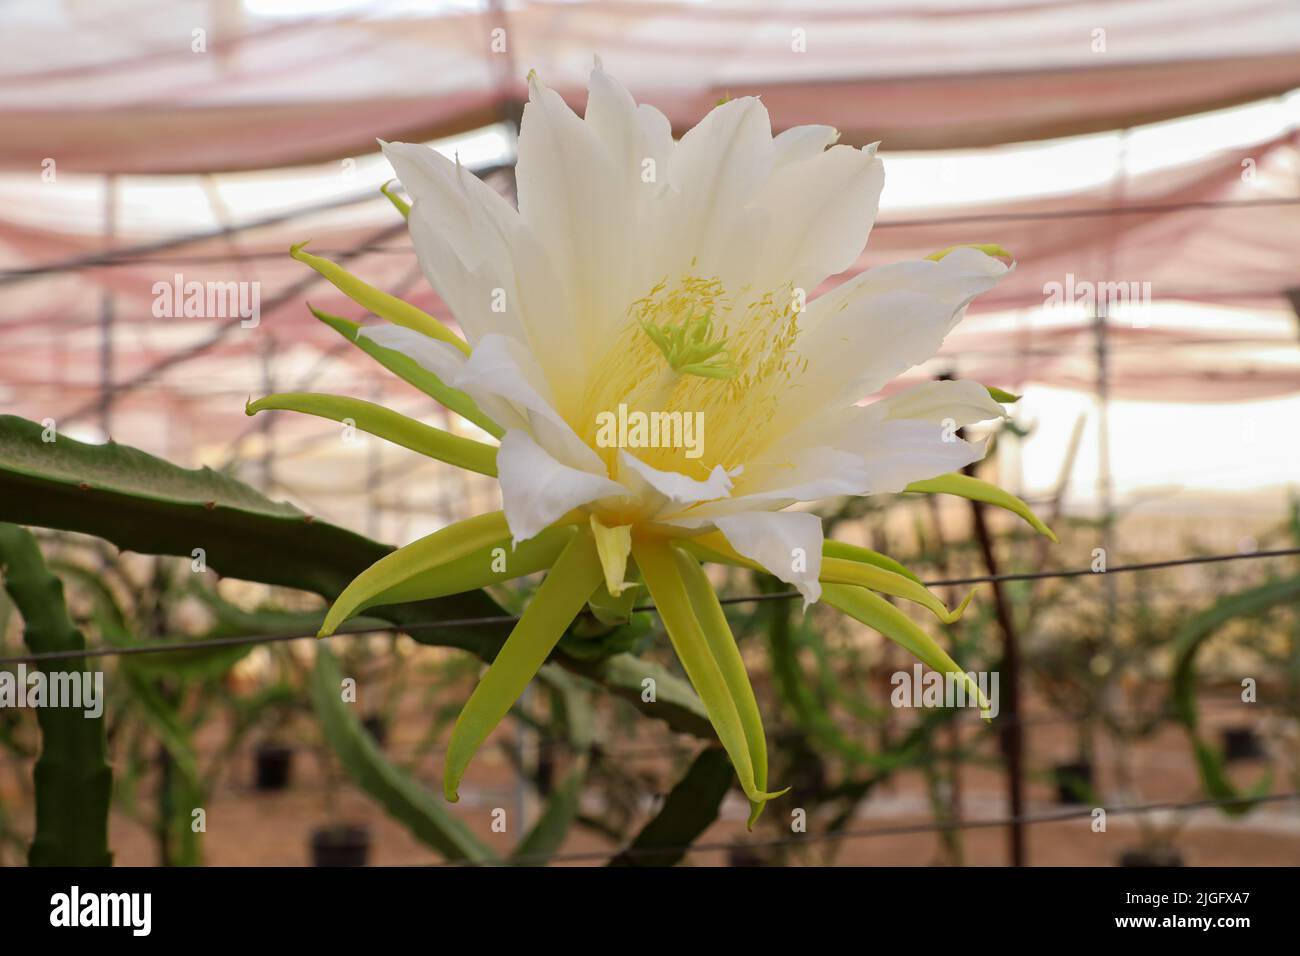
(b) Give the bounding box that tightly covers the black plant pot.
[1221,726,1264,763]
[254,743,293,792]
[1119,847,1184,867]
[727,845,768,867]
[310,824,372,867]
[361,715,388,749]
[1053,760,1094,805]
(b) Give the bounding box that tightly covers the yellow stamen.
[574,275,804,479]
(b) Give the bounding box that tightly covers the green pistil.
[641,308,739,380]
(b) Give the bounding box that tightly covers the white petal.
[451,334,553,421]
[634,104,674,172]
[806,248,1008,390]
[516,76,629,352]
[772,248,1011,437]
[585,66,674,187]
[580,67,675,331]
[755,143,884,291]
[675,446,868,519]
[383,140,562,352]
[874,378,1008,426]
[618,451,734,505]
[771,124,839,168]
[497,430,626,543]
[452,334,603,473]
[660,96,773,288]
[854,419,987,493]
[381,140,517,273]
[668,96,772,207]
[715,511,824,607]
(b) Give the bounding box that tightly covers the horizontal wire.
[440,791,1300,867]
[874,195,1300,228]
[0,677,1261,769]
[0,546,1296,667]
[0,161,514,285]
[6,326,1294,386]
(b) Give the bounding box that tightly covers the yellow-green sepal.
[904,473,1057,542]
[310,305,503,438]
[245,392,498,477]
[681,532,970,625]
[820,556,974,624]
[289,242,470,356]
[443,531,605,801]
[822,539,923,583]
[673,546,776,829]
[319,511,512,637]
[588,516,633,596]
[380,180,411,219]
[822,583,991,720]
[368,524,576,607]
[586,579,641,627]
[634,536,788,814]
[925,243,1013,262]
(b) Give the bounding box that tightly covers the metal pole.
[98,174,118,437]
[1094,302,1116,577]
[966,490,1026,866]
[1095,132,1126,719]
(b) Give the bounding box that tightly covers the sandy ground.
[1,707,1288,867]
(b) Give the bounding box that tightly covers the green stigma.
[640,307,739,380]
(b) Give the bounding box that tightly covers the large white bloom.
[366,66,1010,607]
[256,65,1053,819]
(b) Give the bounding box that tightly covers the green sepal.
[320,511,513,636]
[634,537,788,810]
[586,577,641,626]
[444,531,605,801]
[673,546,775,829]
[246,391,498,477]
[290,241,469,355]
[311,305,503,438]
[822,583,991,720]
[904,473,1057,542]
[822,539,923,583]
[925,243,1012,262]
[368,524,576,608]
[380,180,411,219]
[820,556,974,624]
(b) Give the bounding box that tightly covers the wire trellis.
[1,545,1296,667]
[437,792,1300,867]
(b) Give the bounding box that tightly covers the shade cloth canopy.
[3,123,1297,432]
[3,0,1300,173]
[1,0,1297,524]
